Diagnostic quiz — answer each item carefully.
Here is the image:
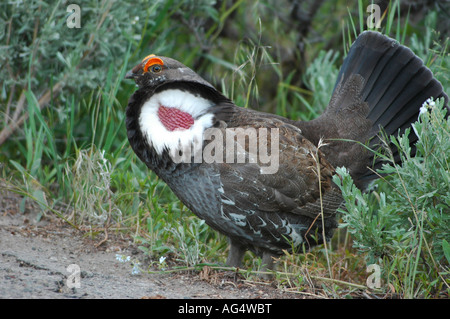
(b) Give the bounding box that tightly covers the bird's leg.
[260,252,276,280]
[226,239,246,268]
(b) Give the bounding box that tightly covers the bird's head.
[125,54,214,89]
[125,54,235,159]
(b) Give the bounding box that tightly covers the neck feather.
[139,89,215,155]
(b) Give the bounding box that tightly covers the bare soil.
[0,189,299,299]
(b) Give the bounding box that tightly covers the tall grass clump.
[69,147,122,225]
[0,0,151,144]
[333,98,450,298]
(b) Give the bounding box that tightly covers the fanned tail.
[336,31,448,138]
[299,31,448,188]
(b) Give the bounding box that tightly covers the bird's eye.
[151,65,162,73]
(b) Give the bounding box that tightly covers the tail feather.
[299,31,448,189]
[365,46,417,113]
[369,60,443,135]
[337,31,448,135]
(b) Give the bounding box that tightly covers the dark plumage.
[124,32,448,271]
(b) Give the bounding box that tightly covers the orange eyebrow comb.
[143,55,164,73]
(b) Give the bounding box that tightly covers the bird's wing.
[205,109,342,247]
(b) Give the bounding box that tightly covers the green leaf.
[443,239,450,264]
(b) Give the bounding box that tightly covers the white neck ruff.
[139,89,215,156]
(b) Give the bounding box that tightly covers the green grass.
[1,0,449,298]
[334,98,450,298]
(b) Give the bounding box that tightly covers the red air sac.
[158,106,194,131]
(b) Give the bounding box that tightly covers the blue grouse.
[125,31,448,270]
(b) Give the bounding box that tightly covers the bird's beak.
[125,63,144,80]
[125,70,137,79]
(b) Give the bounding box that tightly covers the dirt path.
[0,190,296,299]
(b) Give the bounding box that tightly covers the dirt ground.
[0,188,299,299]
